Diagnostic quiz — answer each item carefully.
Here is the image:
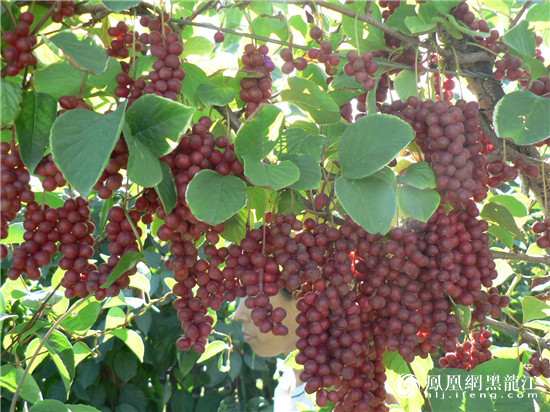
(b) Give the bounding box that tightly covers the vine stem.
[9,297,90,412]
[483,317,550,350]
[30,3,56,36]
[406,362,431,411]
[509,0,532,29]
[491,250,550,265]
[1,1,17,28]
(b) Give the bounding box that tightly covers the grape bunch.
[1,143,35,259]
[486,158,539,188]
[344,50,379,92]
[451,1,501,53]
[439,328,493,370]
[532,219,550,249]
[2,11,38,76]
[299,26,341,77]
[382,97,489,206]
[525,351,550,378]
[433,73,456,102]
[239,44,275,118]
[471,287,510,323]
[139,14,185,101]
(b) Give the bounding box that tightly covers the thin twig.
[491,250,550,265]
[509,0,532,29]
[483,317,550,351]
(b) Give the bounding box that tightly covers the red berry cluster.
[433,74,457,102]
[10,202,59,280]
[97,206,141,299]
[472,287,510,323]
[280,47,308,74]
[532,219,550,249]
[381,98,489,206]
[57,197,97,299]
[1,143,35,259]
[139,14,185,101]
[49,0,75,23]
[2,11,38,76]
[107,21,143,59]
[527,76,550,98]
[439,329,493,370]
[35,154,67,192]
[58,95,93,114]
[452,2,491,35]
[307,26,341,77]
[379,0,401,20]
[239,44,275,118]
[525,351,550,378]
[494,53,524,81]
[344,50,379,91]
[92,138,129,199]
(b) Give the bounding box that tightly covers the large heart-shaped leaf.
[335,172,397,234]
[494,91,550,145]
[186,170,247,225]
[339,114,414,179]
[50,102,127,196]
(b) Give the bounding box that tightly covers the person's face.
[233,290,300,357]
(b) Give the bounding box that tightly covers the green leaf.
[383,351,427,412]
[339,114,414,179]
[432,1,460,14]
[397,185,440,222]
[1,364,42,404]
[446,14,490,38]
[181,63,209,107]
[488,195,527,217]
[68,405,102,412]
[284,154,322,191]
[197,83,236,107]
[34,61,92,100]
[244,158,300,191]
[527,2,550,22]
[1,222,24,244]
[49,32,108,75]
[221,208,247,244]
[493,90,550,145]
[503,20,536,59]
[101,251,144,289]
[281,77,341,125]
[394,70,418,101]
[125,134,163,187]
[101,1,141,12]
[60,300,101,333]
[335,173,396,235]
[235,104,285,161]
[125,94,196,156]
[251,16,289,41]
[181,36,215,58]
[281,128,327,161]
[51,102,127,196]
[105,307,126,330]
[114,352,139,381]
[481,202,524,240]
[398,162,436,189]
[154,162,177,215]
[186,170,247,225]
[39,330,75,396]
[521,296,550,323]
[404,16,436,34]
[492,259,515,287]
[426,368,469,412]
[197,341,229,363]
[15,91,58,172]
[30,399,69,412]
[1,78,23,125]
[488,224,515,249]
[110,329,144,362]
